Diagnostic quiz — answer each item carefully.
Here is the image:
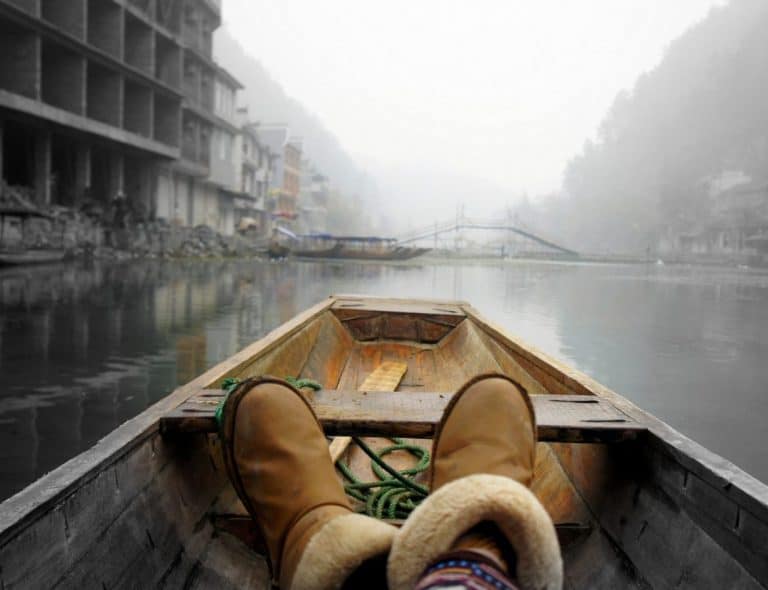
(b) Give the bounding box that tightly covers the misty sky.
[223,1,725,197]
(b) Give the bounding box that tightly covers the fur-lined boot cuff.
[387,474,562,590]
[290,513,396,590]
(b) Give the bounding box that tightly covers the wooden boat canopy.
[1,295,767,589]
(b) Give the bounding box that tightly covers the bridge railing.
[396,217,577,256]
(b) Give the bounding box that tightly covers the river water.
[1,258,767,501]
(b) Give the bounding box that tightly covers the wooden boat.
[293,234,431,261]
[0,207,66,266]
[293,242,345,259]
[0,248,67,266]
[266,242,291,260]
[326,243,430,261]
[0,296,766,589]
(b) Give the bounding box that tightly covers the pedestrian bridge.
[396,217,578,257]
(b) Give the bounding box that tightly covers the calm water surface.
[1,258,767,500]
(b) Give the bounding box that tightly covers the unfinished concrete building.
[154,0,229,232]
[0,0,237,237]
[0,0,187,217]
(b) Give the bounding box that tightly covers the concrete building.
[0,0,185,217]
[257,124,302,229]
[0,0,295,243]
[154,0,228,233]
[298,159,329,234]
[209,67,240,191]
[658,175,768,264]
[205,65,242,235]
[233,115,273,234]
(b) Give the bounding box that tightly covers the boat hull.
[0,249,66,266]
[0,296,766,589]
[295,245,430,261]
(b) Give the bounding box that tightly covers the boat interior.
[0,296,765,589]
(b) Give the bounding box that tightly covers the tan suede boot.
[388,373,563,590]
[220,377,396,590]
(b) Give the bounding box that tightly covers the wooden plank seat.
[161,389,647,443]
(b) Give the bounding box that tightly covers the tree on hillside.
[550,0,768,254]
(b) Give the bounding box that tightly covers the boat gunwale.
[461,301,768,522]
[0,296,336,545]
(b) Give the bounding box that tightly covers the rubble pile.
[90,220,260,260]
[0,184,260,260]
[0,181,36,211]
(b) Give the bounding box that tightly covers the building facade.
[298,159,329,234]
[0,0,317,243]
[208,67,240,191]
[257,125,302,229]
[0,0,184,218]
[657,174,768,264]
[204,65,242,235]
[154,0,230,233]
[232,116,273,234]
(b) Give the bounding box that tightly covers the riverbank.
[71,221,264,261]
[0,206,265,263]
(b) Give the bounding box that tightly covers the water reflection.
[1,259,767,500]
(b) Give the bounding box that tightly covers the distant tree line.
[526,0,768,254]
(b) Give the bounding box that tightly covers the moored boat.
[0,295,766,588]
[0,248,67,266]
[292,241,344,259]
[0,207,66,266]
[294,234,430,261]
[266,242,291,259]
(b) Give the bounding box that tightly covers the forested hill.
[545,0,768,254]
[213,28,376,203]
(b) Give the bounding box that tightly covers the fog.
[219,0,740,244]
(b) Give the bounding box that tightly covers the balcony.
[0,20,39,99]
[41,41,85,115]
[124,12,154,76]
[155,34,181,89]
[154,93,180,147]
[154,0,182,33]
[42,0,86,40]
[123,80,153,138]
[181,1,215,58]
[87,61,122,126]
[87,0,122,59]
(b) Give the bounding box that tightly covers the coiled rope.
[337,437,429,519]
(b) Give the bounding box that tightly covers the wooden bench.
[161,388,646,443]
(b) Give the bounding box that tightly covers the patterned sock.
[450,522,517,577]
[414,550,520,590]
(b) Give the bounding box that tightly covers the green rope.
[337,437,429,520]
[214,376,322,427]
[215,377,242,427]
[284,376,323,391]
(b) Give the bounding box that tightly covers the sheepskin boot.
[220,377,396,590]
[388,374,563,590]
